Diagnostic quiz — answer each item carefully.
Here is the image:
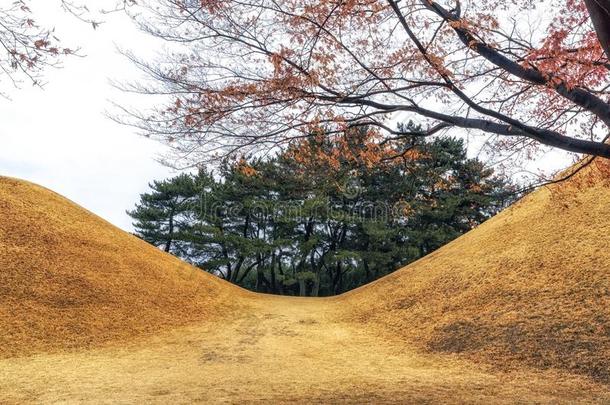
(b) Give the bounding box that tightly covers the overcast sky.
[0,2,174,231]
[0,2,573,232]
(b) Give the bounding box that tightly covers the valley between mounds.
[1,162,610,403]
[2,295,609,404]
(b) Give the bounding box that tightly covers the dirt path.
[1,295,609,404]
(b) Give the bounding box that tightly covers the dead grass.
[2,165,610,402]
[340,161,610,382]
[0,176,249,357]
[2,296,609,404]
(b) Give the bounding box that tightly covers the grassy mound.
[341,161,610,382]
[0,177,247,357]
[3,161,609,391]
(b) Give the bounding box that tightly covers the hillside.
[341,160,610,382]
[2,167,610,402]
[0,176,248,357]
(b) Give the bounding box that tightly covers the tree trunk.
[255,255,264,292]
[298,277,307,297]
[226,262,232,281]
[230,257,241,283]
[311,274,320,297]
[363,258,371,283]
[310,250,320,297]
[585,0,610,59]
[333,261,343,295]
[255,267,264,292]
[270,253,277,294]
[277,258,285,295]
[164,208,175,252]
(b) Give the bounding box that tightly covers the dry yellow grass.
[1,164,610,403]
[2,296,610,404]
[340,161,610,383]
[0,176,249,357]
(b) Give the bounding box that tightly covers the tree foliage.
[127,173,200,254]
[0,1,73,91]
[129,128,516,296]
[0,0,132,93]
[121,0,610,166]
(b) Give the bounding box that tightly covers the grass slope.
[2,170,610,402]
[0,176,248,357]
[2,296,609,403]
[341,162,610,382]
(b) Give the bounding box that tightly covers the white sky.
[0,2,174,231]
[0,2,573,232]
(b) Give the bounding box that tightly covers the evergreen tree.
[127,174,199,254]
[129,128,518,296]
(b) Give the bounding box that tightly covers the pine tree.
[127,173,199,254]
[129,127,518,296]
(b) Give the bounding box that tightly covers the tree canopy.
[129,129,516,296]
[119,0,610,167]
[0,0,131,93]
[0,1,73,92]
[3,1,608,163]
